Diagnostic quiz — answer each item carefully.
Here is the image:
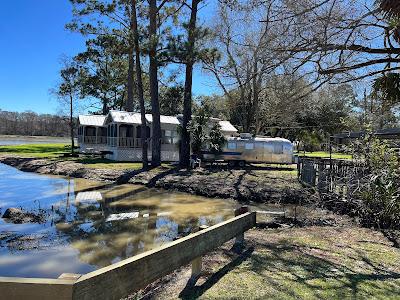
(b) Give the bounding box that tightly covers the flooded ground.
[0,163,250,278]
[0,163,293,279]
[0,135,73,146]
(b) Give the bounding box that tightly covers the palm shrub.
[376,0,400,42]
[357,133,400,229]
[209,123,226,154]
[188,103,210,155]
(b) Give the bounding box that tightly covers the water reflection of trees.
[53,180,235,269]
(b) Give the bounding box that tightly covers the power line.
[261,124,342,130]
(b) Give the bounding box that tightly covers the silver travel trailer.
[203,134,294,166]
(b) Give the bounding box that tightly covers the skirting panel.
[79,144,109,152]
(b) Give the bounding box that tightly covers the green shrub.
[357,134,400,229]
[208,123,226,153]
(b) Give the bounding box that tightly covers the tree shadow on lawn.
[175,231,400,300]
[247,236,400,299]
[178,247,255,300]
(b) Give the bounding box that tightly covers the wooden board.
[0,277,75,300]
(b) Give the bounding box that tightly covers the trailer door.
[263,142,274,163]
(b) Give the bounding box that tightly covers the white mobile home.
[78,110,238,162]
[104,111,180,161]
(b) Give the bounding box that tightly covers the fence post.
[297,156,301,179]
[233,206,249,249]
[191,257,202,279]
[190,225,208,280]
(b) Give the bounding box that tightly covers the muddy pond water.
[0,163,288,279]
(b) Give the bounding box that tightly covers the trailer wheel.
[228,161,236,167]
[238,160,246,168]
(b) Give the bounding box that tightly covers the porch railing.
[106,137,179,148]
[107,137,146,148]
[83,136,107,145]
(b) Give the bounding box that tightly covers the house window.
[228,142,236,150]
[245,143,254,150]
[162,129,178,144]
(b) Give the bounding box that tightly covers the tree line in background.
[0,110,71,137]
[49,0,400,163]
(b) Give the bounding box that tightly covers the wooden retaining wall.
[0,277,75,300]
[0,211,256,300]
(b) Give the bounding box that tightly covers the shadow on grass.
[245,237,400,299]
[178,247,255,300]
[175,230,400,300]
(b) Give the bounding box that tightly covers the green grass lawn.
[0,143,70,158]
[0,143,167,170]
[202,227,400,299]
[296,151,352,160]
[153,226,400,300]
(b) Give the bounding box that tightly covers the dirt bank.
[0,155,309,204]
[2,207,46,224]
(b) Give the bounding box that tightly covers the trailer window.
[245,143,254,150]
[162,130,177,144]
[227,142,236,150]
[274,144,283,154]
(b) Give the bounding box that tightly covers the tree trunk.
[102,99,108,115]
[180,0,200,167]
[131,0,148,169]
[149,0,161,167]
[252,54,261,135]
[126,52,135,112]
[70,94,75,154]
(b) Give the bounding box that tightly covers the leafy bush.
[356,134,400,229]
[188,102,210,155]
[208,123,226,153]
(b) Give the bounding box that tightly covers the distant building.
[332,128,400,145]
[77,110,238,161]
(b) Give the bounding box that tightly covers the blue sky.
[0,0,219,114]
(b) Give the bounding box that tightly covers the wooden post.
[191,256,202,279]
[234,206,249,248]
[190,224,208,279]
